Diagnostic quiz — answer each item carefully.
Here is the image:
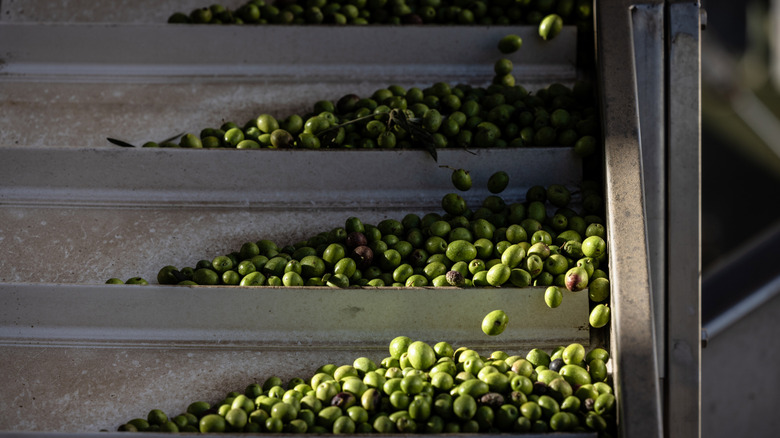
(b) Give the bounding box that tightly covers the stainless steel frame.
[597,1,702,437]
[596,1,663,436]
[665,3,702,438]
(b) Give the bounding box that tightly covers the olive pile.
[108,169,610,327]
[169,0,592,28]
[138,68,599,159]
[117,337,615,435]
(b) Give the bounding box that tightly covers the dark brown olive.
[337,94,361,114]
[350,245,374,269]
[532,382,549,396]
[446,270,465,287]
[408,249,428,268]
[346,232,368,249]
[331,392,357,410]
[478,392,504,408]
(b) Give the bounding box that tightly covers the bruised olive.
[564,266,589,291]
[445,270,465,286]
[478,392,505,408]
[345,232,368,249]
[582,397,596,412]
[350,246,374,269]
[331,392,357,410]
[509,391,528,407]
[361,388,382,412]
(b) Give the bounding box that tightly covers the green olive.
[486,263,511,286]
[588,277,610,302]
[559,364,591,387]
[441,193,467,216]
[525,254,544,277]
[589,358,608,382]
[582,235,607,258]
[405,274,428,287]
[589,304,610,328]
[549,411,571,431]
[494,58,513,77]
[199,414,225,433]
[500,243,526,268]
[594,392,616,416]
[574,135,597,157]
[486,171,509,194]
[585,411,608,431]
[508,268,532,287]
[544,286,563,308]
[586,347,610,364]
[562,343,585,365]
[539,13,564,40]
[450,168,472,191]
[178,133,202,148]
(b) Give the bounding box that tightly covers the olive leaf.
[386,108,438,162]
[107,132,184,148]
[106,137,136,148]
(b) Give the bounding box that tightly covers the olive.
[562,343,586,365]
[330,392,356,410]
[486,171,509,194]
[589,304,610,328]
[348,245,374,270]
[546,184,571,207]
[189,7,213,23]
[508,268,532,287]
[525,186,546,203]
[486,263,511,286]
[582,235,607,258]
[345,232,368,250]
[544,286,563,308]
[564,266,589,291]
[481,309,508,336]
[199,414,225,433]
[445,270,465,286]
[574,135,597,157]
[561,240,584,259]
[441,192,467,216]
[594,393,616,416]
[121,335,619,432]
[450,168,472,191]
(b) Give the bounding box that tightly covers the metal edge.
[666,2,702,438]
[0,283,591,349]
[630,2,667,382]
[596,1,663,437]
[0,23,577,80]
[0,147,583,208]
